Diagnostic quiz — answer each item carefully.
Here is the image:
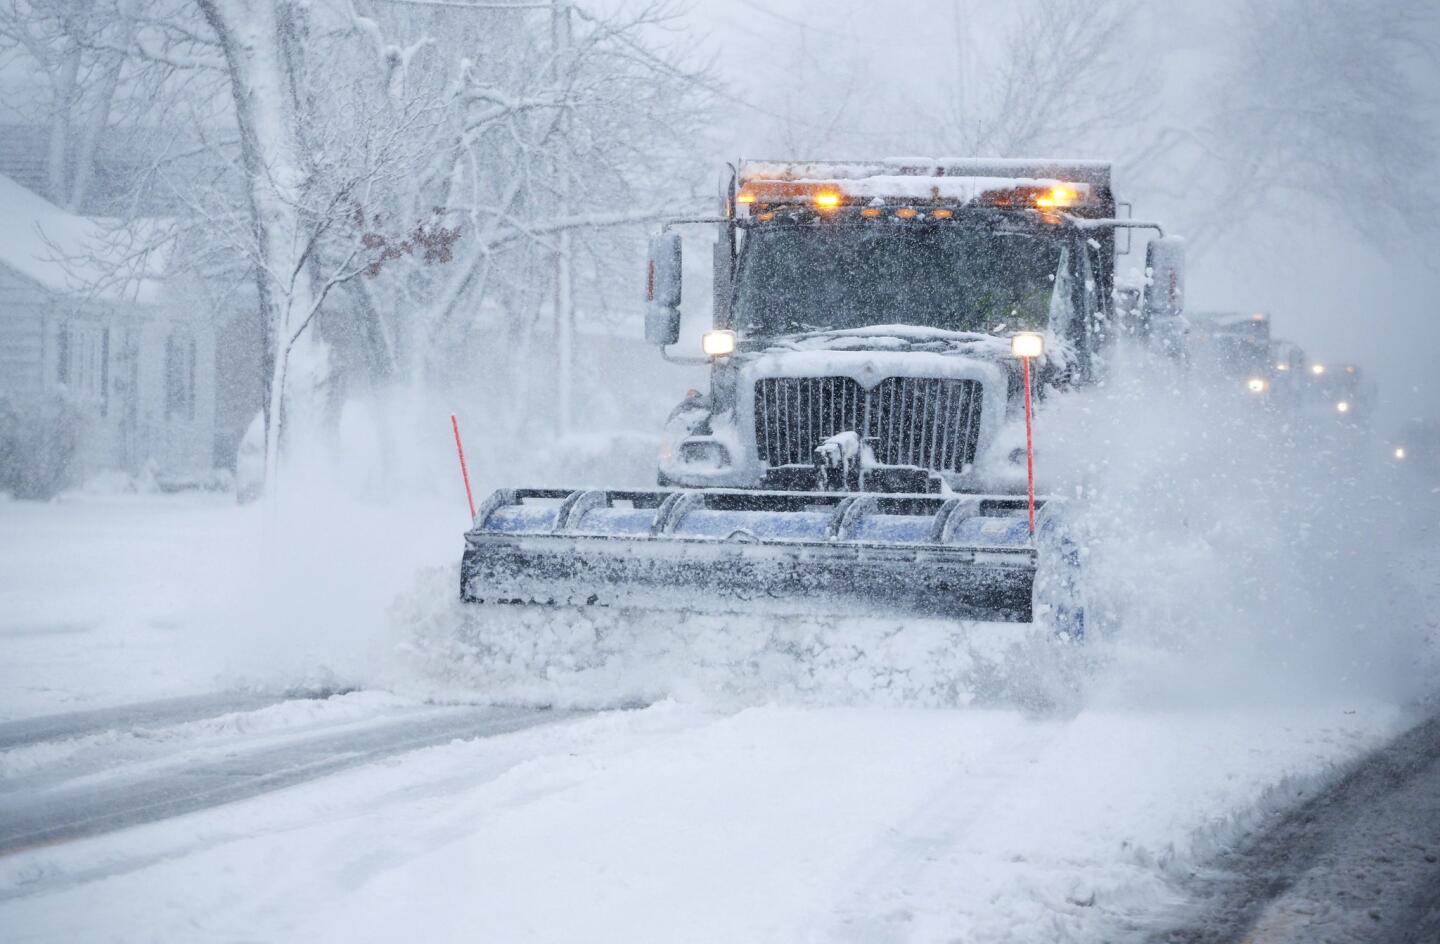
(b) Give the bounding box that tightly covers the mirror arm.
[1065,216,1165,238]
[660,346,710,365]
[661,216,730,231]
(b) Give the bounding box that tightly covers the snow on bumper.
[461,488,1043,622]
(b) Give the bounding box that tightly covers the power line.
[369,0,549,10]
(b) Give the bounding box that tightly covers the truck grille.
[753,376,984,473]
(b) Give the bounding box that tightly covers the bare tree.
[332,0,713,432]
[940,0,1148,158]
[3,0,714,491]
[1187,0,1440,248]
[0,0,146,210]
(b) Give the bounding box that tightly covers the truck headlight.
[1011,332,1044,359]
[1246,377,1268,394]
[702,330,736,358]
[1335,400,1350,413]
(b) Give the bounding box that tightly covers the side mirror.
[711,237,733,328]
[644,232,682,346]
[1142,236,1185,321]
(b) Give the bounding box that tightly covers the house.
[0,171,217,487]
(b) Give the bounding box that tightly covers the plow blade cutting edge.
[461,488,1080,625]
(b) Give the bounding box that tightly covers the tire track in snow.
[820,716,1067,942]
[0,701,581,857]
[0,690,334,751]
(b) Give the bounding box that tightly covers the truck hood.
[750,324,1073,370]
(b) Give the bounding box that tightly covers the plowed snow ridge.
[0,693,579,856]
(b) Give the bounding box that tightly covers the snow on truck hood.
[750,324,1074,370]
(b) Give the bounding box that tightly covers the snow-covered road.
[0,477,1434,942]
[0,688,1414,942]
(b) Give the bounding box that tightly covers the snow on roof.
[0,172,164,304]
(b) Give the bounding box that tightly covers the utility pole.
[552,0,575,437]
[952,0,976,148]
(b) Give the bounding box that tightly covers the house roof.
[0,172,165,304]
[0,123,209,218]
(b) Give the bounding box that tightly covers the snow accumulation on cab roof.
[813,176,1092,203]
[740,157,1111,186]
[0,172,165,304]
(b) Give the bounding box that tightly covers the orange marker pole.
[1022,356,1036,536]
[451,413,476,520]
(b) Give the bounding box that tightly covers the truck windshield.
[732,223,1067,337]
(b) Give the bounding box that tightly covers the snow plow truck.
[1187,311,1279,403]
[460,159,1184,633]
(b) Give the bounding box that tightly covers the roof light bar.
[1034,185,1080,208]
[735,174,1097,218]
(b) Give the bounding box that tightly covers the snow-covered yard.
[0,488,463,722]
[0,493,258,719]
[0,490,1432,942]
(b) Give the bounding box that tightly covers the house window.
[55,319,109,415]
[165,332,196,421]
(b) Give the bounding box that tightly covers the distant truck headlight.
[702,330,736,358]
[1394,446,1407,460]
[1335,400,1350,413]
[1246,377,1268,394]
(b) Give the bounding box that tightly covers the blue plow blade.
[460,488,1063,623]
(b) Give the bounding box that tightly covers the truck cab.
[648,159,1182,495]
[1186,311,1275,401]
[1307,361,1373,427]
